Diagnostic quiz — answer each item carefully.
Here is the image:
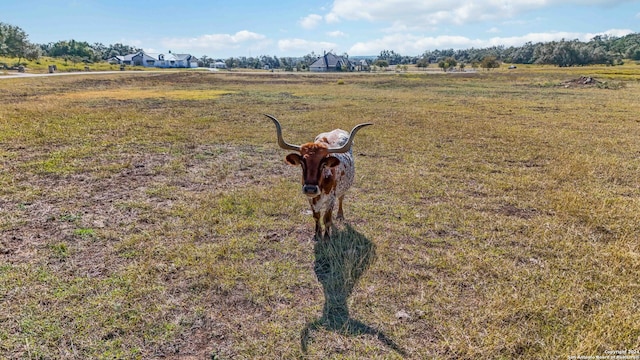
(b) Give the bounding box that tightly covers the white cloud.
[160,31,271,56]
[327,0,530,28]
[325,12,341,23]
[299,14,323,29]
[162,31,266,49]
[161,31,270,55]
[327,30,347,37]
[278,38,338,54]
[487,27,500,34]
[591,28,634,38]
[120,38,144,48]
[349,34,483,55]
[327,0,633,29]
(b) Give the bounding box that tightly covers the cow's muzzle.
[302,184,320,197]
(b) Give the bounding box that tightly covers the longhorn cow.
[265,114,372,240]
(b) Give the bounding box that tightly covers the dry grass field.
[1,66,639,359]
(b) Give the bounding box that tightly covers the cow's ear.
[323,157,340,168]
[285,153,302,165]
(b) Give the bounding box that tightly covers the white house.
[110,51,198,68]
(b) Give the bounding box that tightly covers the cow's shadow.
[300,223,406,356]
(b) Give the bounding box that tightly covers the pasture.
[1,67,639,359]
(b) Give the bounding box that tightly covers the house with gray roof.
[108,51,198,68]
[309,52,355,72]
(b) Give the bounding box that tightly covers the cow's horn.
[327,123,373,153]
[265,114,301,151]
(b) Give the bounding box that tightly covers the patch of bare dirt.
[497,204,539,219]
[560,76,603,88]
[0,142,289,267]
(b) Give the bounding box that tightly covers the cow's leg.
[313,210,323,241]
[336,195,345,221]
[323,208,333,241]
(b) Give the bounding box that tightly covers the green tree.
[280,57,294,71]
[377,50,402,65]
[626,45,640,60]
[302,51,320,69]
[91,42,107,60]
[21,42,41,61]
[103,43,141,59]
[480,56,500,70]
[373,59,389,69]
[509,41,537,64]
[224,57,238,69]
[47,40,95,60]
[0,22,40,63]
[70,55,83,66]
[416,57,429,68]
[438,57,457,71]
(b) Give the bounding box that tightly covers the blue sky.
[3,0,639,58]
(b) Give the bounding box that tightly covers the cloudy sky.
[4,0,638,58]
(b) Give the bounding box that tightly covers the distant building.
[309,52,355,72]
[108,51,198,68]
[355,59,370,71]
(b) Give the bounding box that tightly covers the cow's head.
[284,142,341,197]
[265,114,371,197]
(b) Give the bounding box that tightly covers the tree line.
[217,34,640,70]
[2,21,640,70]
[417,34,639,67]
[375,34,639,68]
[1,22,141,64]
